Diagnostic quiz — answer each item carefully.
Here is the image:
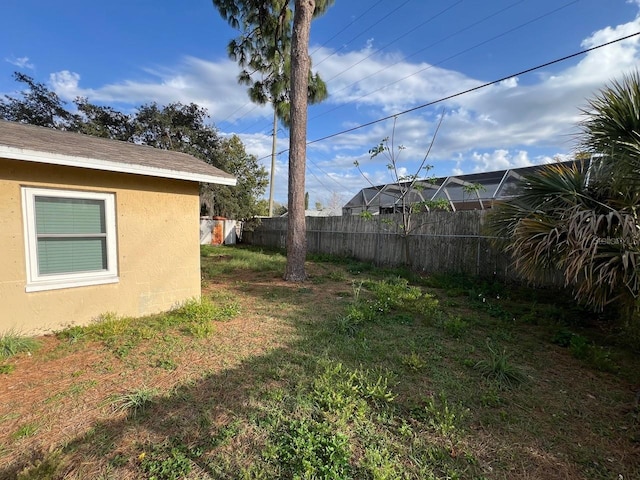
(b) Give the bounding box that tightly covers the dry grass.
[1,245,639,479]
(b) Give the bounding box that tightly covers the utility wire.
[229,0,399,133]
[322,0,464,84]
[309,0,387,57]
[307,156,353,190]
[244,0,558,136]
[314,0,414,67]
[312,0,578,122]
[256,30,640,161]
[316,0,526,106]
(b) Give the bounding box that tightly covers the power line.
[322,0,464,85]
[315,0,526,109]
[306,155,353,191]
[313,0,414,68]
[226,0,403,134]
[312,0,578,122]
[309,0,387,57]
[257,30,640,160]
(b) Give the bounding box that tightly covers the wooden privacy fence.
[244,211,525,281]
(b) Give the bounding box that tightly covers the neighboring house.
[277,207,342,217]
[342,160,588,215]
[0,120,236,334]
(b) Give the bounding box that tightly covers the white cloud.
[5,56,34,69]
[49,57,272,124]
[37,5,640,205]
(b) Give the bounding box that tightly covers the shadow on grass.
[5,251,640,479]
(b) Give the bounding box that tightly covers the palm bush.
[487,72,640,328]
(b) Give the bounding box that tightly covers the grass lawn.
[1,245,639,479]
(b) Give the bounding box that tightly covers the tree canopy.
[0,73,267,219]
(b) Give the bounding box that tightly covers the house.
[0,120,236,334]
[342,160,588,215]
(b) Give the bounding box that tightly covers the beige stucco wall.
[0,158,202,334]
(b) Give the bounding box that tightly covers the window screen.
[35,197,108,274]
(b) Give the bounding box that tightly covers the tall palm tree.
[487,72,640,323]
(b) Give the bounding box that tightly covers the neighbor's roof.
[0,120,237,185]
[342,159,590,212]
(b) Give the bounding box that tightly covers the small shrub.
[0,330,40,359]
[475,342,526,388]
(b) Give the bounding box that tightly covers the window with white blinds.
[22,187,118,292]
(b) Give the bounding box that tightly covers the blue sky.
[2,0,640,208]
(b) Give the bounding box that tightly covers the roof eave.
[0,145,237,186]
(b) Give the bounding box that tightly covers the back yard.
[1,245,639,479]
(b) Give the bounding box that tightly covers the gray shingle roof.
[0,120,236,185]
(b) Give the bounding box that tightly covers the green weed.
[442,315,469,338]
[423,393,467,438]
[569,334,590,359]
[56,325,86,344]
[0,363,15,374]
[312,361,396,422]
[267,418,351,479]
[327,270,346,282]
[154,357,178,370]
[0,330,40,359]
[402,352,427,371]
[140,441,192,480]
[475,342,526,389]
[112,386,158,417]
[12,422,39,440]
[16,450,64,480]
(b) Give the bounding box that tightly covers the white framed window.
[21,187,119,292]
